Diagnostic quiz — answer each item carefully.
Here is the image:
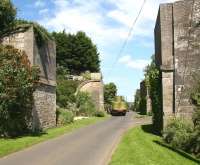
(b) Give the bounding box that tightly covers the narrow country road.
[0,112,151,165]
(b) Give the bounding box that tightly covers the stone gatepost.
[2,26,56,131]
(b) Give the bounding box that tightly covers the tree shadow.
[141,124,161,136]
[0,131,47,140]
[154,140,200,164]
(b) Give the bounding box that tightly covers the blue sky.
[12,0,176,101]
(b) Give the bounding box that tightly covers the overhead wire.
[106,0,147,76]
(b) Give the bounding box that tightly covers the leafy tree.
[52,31,100,74]
[56,69,79,108]
[0,0,16,36]
[0,45,39,137]
[104,83,117,109]
[145,56,162,133]
[76,92,96,116]
[133,89,141,112]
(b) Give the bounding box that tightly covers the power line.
[106,0,146,76]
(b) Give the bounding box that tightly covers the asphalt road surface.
[0,112,151,165]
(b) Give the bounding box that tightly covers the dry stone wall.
[2,26,56,130]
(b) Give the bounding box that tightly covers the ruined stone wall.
[2,26,56,130]
[154,3,174,124]
[155,0,200,126]
[79,73,104,111]
[174,0,200,117]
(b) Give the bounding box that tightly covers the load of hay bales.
[111,96,127,116]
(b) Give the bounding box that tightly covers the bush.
[187,109,200,158]
[94,111,105,117]
[0,45,39,137]
[144,57,163,133]
[57,76,79,108]
[139,97,147,115]
[163,118,193,150]
[56,108,74,126]
[76,92,97,116]
[0,0,16,36]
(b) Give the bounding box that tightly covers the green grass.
[109,125,199,165]
[0,117,107,158]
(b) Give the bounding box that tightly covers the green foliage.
[145,57,162,133]
[139,97,147,115]
[52,31,100,74]
[110,125,197,165]
[14,19,53,47]
[81,71,91,80]
[0,0,16,36]
[163,118,193,149]
[56,108,74,126]
[191,74,200,106]
[104,83,117,109]
[133,89,141,112]
[133,87,147,115]
[188,109,200,158]
[0,45,39,137]
[76,92,97,116]
[163,113,200,159]
[56,75,79,108]
[0,117,106,158]
[94,111,105,117]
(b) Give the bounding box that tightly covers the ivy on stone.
[0,45,39,137]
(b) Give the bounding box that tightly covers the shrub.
[163,118,193,150]
[56,76,79,108]
[76,92,97,116]
[94,111,105,117]
[187,109,200,158]
[81,71,91,80]
[0,45,39,137]
[56,108,74,126]
[139,97,147,115]
[0,0,16,36]
[144,57,163,133]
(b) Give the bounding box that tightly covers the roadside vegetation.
[0,0,105,140]
[0,117,107,158]
[0,1,41,137]
[104,83,117,112]
[133,56,200,159]
[163,76,200,159]
[110,125,199,165]
[133,56,162,132]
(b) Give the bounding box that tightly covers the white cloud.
[35,0,45,8]
[118,55,150,70]
[39,8,49,15]
[39,0,179,50]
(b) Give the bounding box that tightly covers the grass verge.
[109,124,199,165]
[0,116,108,158]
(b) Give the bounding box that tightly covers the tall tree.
[52,31,100,75]
[104,83,117,107]
[133,89,141,112]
